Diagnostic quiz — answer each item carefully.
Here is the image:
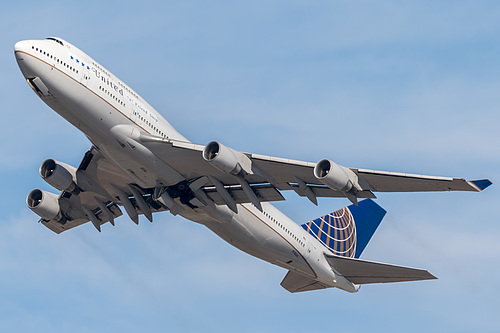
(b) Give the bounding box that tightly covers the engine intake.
[202,141,251,175]
[26,189,61,221]
[314,159,358,192]
[39,159,78,193]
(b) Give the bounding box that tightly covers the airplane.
[14,37,492,293]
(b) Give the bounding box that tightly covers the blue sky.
[1,1,499,332]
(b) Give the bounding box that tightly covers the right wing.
[36,148,169,234]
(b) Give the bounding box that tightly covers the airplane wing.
[36,147,169,234]
[35,145,285,233]
[141,137,491,205]
[324,254,437,284]
[34,136,490,234]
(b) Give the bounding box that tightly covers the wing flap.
[204,184,284,205]
[290,183,376,198]
[41,201,124,234]
[325,254,437,284]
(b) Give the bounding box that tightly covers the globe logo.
[303,207,357,258]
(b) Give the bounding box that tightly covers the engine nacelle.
[26,189,61,221]
[314,159,358,192]
[39,159,78,193]
[202,141,252,175]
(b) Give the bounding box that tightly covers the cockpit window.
[45,37,64,46]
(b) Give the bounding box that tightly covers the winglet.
[469,179,492,192]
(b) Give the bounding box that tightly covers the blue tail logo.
[301,199,386,258]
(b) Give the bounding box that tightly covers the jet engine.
[39,159,78,193]
[202,141,251,175]
[26,189,61,221]
[314,159,359,192]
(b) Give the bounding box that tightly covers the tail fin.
[301,199,386,258]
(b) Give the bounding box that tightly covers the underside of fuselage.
[178,202,317,278]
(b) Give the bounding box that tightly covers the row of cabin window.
[32,46,79,74]
[99,86,126,107]
[34,46,163,142]
[262,210,306,248]
[33,45,163,138]
[92,61,139,100]
[99,76,126,106]
[133,111,166,137]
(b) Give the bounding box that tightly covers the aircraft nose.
[14,40,37,78]
[14,40,30,53]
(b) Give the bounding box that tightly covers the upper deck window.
[45,38,64,46]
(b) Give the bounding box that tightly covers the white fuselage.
[14,38,358,292]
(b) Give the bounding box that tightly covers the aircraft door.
[305,241,314,260]
[80,66,90,86]
[130,99,138,121]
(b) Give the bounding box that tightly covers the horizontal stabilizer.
[280,271,330,293]
[325,254,436,284]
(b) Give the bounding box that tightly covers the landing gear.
[155,180,197,209]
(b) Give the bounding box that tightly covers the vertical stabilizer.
[301,199,386,258]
